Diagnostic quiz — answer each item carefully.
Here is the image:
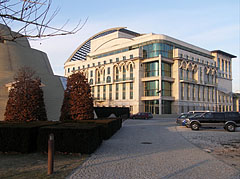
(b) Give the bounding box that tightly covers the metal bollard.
[48,133,54,175]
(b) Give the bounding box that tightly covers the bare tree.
[0,0,86,41]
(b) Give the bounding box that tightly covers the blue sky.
[29,0,240,92]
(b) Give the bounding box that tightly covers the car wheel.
[133,117,135,119]
[225,123,236,132]
[191,122,200,130]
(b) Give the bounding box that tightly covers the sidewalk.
[68,119,240,179]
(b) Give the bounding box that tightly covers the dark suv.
[185,112,240,132]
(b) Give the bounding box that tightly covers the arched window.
[106,76,111,83]
[123,66,126,80]
[130,64,133,79]
[103,70,105,81]
[97,71,100,83]
[186,69,189,79]
[115,67,119,81]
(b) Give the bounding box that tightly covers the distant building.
[64,27,236,114]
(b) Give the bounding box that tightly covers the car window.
[204,113,213,118]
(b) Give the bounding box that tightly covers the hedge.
[0,121,58,153]
[37,123,101,154]
[0,118,122,154]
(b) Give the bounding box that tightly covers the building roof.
[65,27,140,63]
[211,50,237,58]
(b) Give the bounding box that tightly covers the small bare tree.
[0,0,86,41]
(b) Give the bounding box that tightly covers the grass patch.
[0,152,88,179]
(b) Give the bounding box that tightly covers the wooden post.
[48,133,54,175]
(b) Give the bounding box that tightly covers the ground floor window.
[162,100,171,114]
[144,100,159,114]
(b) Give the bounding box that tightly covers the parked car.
[185,112,240,132]
[176,113,205,126]
[130,112,153,119]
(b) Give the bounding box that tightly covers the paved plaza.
[68,119,240,179]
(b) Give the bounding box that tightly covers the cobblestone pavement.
[68,119,240,179]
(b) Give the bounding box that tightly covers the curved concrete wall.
[0,25,64,121]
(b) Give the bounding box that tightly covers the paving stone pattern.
[68,119,240,179]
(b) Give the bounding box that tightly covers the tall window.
[122,83,126,100]
[109,85,112,100]
[97,71,100,83]
[217,58,220,68]
[198,85,200,101]
[179,68,183,79]
[192,85,195,100]
[97,86,100,99]
[103,70,105,81]
[116,84,119,100]
[200,67,202,83]
[186,69,189,80]
[203,87,205,101]
[144,61,159,77]
[123,66,126,80]
[130,83,133,99]
[115,67,119,81]
[89,79,93,85]
[225,61,228,73]
[207,87,209,101]
[181,83,184,100]
[162,81,172,96]
[106,76,111,83]
[103,86,106,100]
[161,62,171,77]
[187,84,190,100]
[144,80,159,96]
[222,59,224,71]
[192,70,195,81]
[91,86,94,97]
[130,64,133,79]
[90,70,93,77]
[116,58,119,62]
[212,88,214,102]
[107,67,110,74]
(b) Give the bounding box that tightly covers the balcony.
[114,77,134,83]
[204,80,217,87]
[179,77,197,84]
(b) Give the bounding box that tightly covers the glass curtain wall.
[144,100,159,114]
[162,100,171,114]
[161,81,172,96]
[144,81,159,96]
[143,43,173,59]
[161,62,171,77]
[144,61,159,77]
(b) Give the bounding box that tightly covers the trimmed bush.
[37,123,101,154]
[62,118,122,140]
[0,121,58,153]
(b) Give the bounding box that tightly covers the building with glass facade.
[64,27,236,115]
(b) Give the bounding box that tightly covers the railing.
[179,77,197,83]
[114,77,134,82]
